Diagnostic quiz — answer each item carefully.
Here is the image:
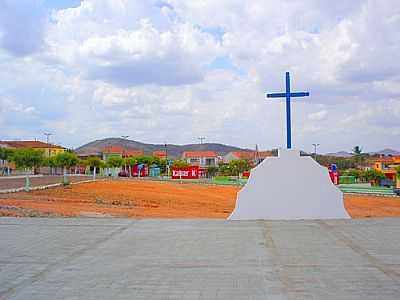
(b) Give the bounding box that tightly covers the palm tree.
[353,146,362,155]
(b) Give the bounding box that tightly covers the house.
[255,151,274,164]
[0,140,65,157]
[223,150,273,165]
[0,140,66,175]
[101,146,144,161]
[182,151,218,167]
[223,151,256,163]
[153,150,167,160]
[373,156,400,181]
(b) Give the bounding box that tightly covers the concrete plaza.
[1,217,400,299]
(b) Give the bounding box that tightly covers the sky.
[0,0,399,153]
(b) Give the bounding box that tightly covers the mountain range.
[325,148,400,157]
[76,138,400,159]
[75,138,252,158]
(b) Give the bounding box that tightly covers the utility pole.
[44,132,52,158]
[198,137,206,144]
[164,142,169,177]
[121,136,129,176]
[312,143,320,161]
[44,132,52,145]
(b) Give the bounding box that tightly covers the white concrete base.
[229,148,350,220]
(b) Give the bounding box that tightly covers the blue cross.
[266,72,310,149]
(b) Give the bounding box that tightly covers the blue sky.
[44,0,81,10]
[0,0,399,153]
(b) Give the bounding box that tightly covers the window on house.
[205,158,215,166]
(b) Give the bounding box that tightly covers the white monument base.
[229,148,350,220]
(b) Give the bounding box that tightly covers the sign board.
[171,166,200,179]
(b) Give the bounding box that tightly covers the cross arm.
[266,92,310,99]
[266,93,286,98]
[290,92,310,97]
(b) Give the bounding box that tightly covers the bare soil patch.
[0,180,399,218]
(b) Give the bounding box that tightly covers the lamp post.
[312,143,320,161]
[198,137,206,144]
[164,143,169,177]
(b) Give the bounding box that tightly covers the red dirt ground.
[0,180,399,218]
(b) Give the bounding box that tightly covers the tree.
[87,157,102,180]
[0,147,14,176]
[363,169,385,186]
[10,148,45,190]
[207,165,219,178]
[395,166,400,188]
[106,156,123,178]
[54,152,79,184]
[43,156,58,175]
[229,159,250,176]
[218,163,232,176]
[125,157,137,177]
[135,155,158,165]
[172,159,189,168]
[342,168,362,180]
[353,146,362,155]
[158,159,168,175]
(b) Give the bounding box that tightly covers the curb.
[0,178,108,194]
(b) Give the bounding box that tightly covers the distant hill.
[324,151,353,158]
[369,148,400,156]
[75,137,251,158]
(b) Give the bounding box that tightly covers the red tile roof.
[153,150,167,158]
[182,151,217,158]
[102,146,124,154]
[230,151,256,160]
[229,151,273,160]
[123,149,144,157]
[257,151,273,158]
[102,146,143,157]
[0,140,64,149]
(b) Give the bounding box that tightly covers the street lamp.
[198,137,206,144]
[312,143,320,160]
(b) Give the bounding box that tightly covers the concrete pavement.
[1,217,400,299]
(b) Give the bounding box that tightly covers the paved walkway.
[1,217,400,299]
[0,175,95,191]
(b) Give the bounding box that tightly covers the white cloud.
[0,0,399,153]
[44,1,221,86]
[308,110,328,121]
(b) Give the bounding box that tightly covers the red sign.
[172,166,200,179]
[131,165,148,177]
[242,171,251,178]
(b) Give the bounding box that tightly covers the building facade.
[182,151,218,167]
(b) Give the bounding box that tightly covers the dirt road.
[0,180,399,218]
